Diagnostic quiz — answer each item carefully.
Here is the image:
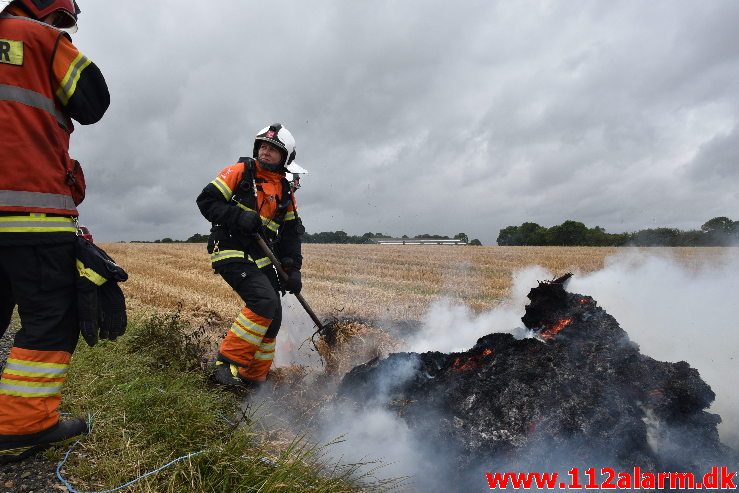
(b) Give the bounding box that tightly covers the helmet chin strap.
[259,161,286,173]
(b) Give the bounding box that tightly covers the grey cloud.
[62,0,739,244]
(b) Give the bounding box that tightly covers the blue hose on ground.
[55,440,205,493]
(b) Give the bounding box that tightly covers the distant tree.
[497,225,520,246]
[701,217,734,233]
[631,228,682,246]
[401,234,409,239]
[469,239,482,246]
[519,222,547,245]
[186,233,209,243]
[454,233,469,243]
[546,221,589,246]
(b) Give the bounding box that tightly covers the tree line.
[303,231,482,245]
[497,217,739,247]
[175,231,483,245]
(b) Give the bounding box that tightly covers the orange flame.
[452,348,494,372]
[541,318,573,340]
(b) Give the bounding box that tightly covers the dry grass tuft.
[315,318,403,377]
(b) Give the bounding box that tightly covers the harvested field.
[103,243,728,322]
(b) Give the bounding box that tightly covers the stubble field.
[104,243,724,324]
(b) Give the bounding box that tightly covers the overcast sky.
[68,0,738,245]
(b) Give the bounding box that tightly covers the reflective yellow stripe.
[210,250,244,263]
[5,358,68,370]
[236,313,268,335]
[5,360,69,378]
[234,202,280,232]
[259,340,276,351]
[211,177,232,200]
[0,378,63,397]
[76,259,106,286]
[0,214,76,233]
[230,324,264,347]
[262,217,279,233]
[284,211,297,221]
[56,52,91,106]
[4,369,66,378]
[246,255,272,268]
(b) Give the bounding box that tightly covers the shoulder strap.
[231,157,257,209]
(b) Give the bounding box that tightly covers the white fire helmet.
[253,123,296,170]
[285,162,308,191]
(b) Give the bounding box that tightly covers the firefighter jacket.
[0,12,109,245]
[196,158,304,271]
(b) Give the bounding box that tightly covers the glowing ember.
[578,298,589,305]
[452,349,494,372]
[540,317,573,340]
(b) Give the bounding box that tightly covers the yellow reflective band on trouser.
[210,250,245,263]
[253,341,276,361]
[0,378,63,398]
[0,214,76,233]
[76,259,106,286]
[211,177,233,201]
[229,313,268,347]
[56,52,91,106]
[4,359,69,379]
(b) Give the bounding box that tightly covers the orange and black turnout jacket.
[0,11,109,245]
[196,158,303,271]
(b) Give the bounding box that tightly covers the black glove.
[280,257,302,294]
[234,210,262,234]
[75,237,128,347]
[98,282,127,341]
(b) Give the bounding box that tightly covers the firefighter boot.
[211,360,242,387]
[0,417,89,464]
[211,361,263,391]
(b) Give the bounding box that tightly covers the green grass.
[55,310,377,493]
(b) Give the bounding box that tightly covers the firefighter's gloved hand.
[98,282,127,341]
[280,258,302,294]
[283,270,302,294]
[235,210,261,234]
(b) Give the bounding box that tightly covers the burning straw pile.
[338,275,738,476]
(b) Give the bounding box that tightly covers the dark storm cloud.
[66,0,739,244]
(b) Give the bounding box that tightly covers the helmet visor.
[49,10,78,33]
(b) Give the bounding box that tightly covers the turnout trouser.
[0,243,79,436]
[216,261,282,382]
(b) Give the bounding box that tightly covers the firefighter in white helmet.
[196,124,305,387]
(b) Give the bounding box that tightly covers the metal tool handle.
[252,234,325,332]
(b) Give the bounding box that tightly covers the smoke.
[264,248,738,490]
[568,249,739,450]
[405,265,547,353]
[404,248,738,449]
